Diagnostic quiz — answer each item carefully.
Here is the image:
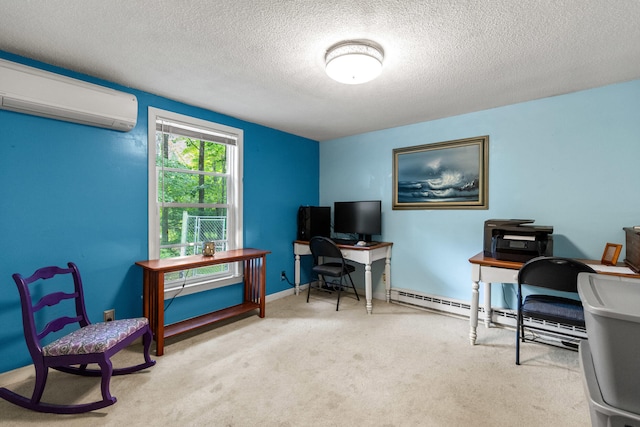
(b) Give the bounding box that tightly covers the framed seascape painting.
[393,136,489,210]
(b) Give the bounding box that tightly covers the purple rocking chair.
[0,262,155,414]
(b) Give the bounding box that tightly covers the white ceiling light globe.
[325,41,384,85]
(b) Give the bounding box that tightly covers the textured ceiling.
[1,1,639,141]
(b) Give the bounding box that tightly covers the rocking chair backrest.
[12,263,91,361]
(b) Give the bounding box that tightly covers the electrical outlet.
[281,270,286,281]
[103,309,115,322]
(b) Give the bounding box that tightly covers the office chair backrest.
[309,236,343,263]
[518,256,596,292]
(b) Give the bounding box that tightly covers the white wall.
[320,79,640,307]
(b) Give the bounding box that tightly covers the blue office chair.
[516,256,596,365]
[307,236,360,311]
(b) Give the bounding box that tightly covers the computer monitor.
[333,200,382,242]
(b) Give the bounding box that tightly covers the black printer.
[484,219,553,262]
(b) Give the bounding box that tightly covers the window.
[148,107,243,298]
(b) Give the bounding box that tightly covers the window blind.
[156,118,237,145]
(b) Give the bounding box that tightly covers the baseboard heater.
[390,288,587,344]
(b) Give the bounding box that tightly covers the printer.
[484,219,553,262]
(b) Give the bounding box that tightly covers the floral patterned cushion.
[42,318,149,357]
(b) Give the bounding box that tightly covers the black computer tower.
[297,206,331,240]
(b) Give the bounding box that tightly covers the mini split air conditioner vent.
[0,58,137,132]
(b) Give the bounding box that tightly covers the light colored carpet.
[0,291,590,426]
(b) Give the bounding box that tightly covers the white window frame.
[147,107,243,299]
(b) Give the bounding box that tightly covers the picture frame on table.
[601,243,622,265]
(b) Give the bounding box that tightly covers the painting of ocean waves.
[393,136,488,209]
[397,171,479,202]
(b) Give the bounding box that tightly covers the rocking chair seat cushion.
[42,318,149,357]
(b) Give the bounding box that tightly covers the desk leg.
[365,263,373,314]
[469,279,479,345]
[294,254,301,295]
[385,248,392,303]
[483,282,492,328]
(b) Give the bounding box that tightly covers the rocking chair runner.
[0,262,155,414]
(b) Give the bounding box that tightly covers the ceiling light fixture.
[325,40,384,85]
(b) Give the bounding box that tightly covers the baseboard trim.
[390,287,587,342]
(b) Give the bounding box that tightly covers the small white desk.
[293,240,393,314]
[468,253,521,345]
[468,252,640,345]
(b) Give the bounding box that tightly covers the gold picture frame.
[392,136,489,210]
[601,243,622,266]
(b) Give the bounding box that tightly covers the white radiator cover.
[390,288,587,343]
[0,58,137,132]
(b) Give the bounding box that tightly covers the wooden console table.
[468,252,640,346]
[136,248,269,355]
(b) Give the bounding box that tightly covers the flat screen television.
[333,200,382,242]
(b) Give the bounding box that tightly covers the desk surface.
[468,252,523,270]
[294,240,393,250]
[468,252,640,278]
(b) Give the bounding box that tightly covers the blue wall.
[320,79,640,307]
[0,52,319,373]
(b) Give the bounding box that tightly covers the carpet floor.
[0,291,590,426]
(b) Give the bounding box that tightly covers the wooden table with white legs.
[468,252,640,345]
[293,240,392,314]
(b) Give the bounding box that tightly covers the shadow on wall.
[552,234,590,259]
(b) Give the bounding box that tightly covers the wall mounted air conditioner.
[0,58,137,132]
